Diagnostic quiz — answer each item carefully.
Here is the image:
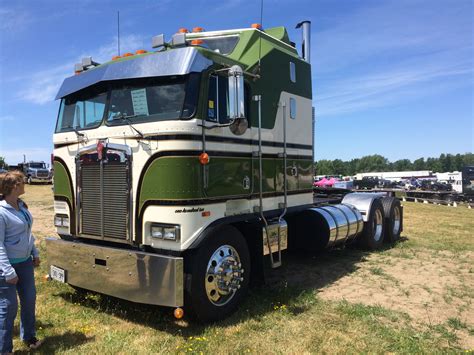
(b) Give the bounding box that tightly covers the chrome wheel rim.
[393,207,401,236]
[373,209,383,242]
[205,245,244,306]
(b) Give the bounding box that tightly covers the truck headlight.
[54,214,69,227]
[150,224,180,241]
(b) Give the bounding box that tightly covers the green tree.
[413,157,425,170]
[392,159,413,171]
[453,154,463,171]
[0,156,6,169]
[332,159,346,175]
[463,153,474,166]
[315,160,334,175]
[356,155,389,173]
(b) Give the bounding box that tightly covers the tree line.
[315,153,474,176]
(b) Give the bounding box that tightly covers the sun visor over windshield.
[55,47,213,100]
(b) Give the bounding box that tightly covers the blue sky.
[0,0,472,165]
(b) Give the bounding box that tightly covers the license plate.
[50,265,65,283]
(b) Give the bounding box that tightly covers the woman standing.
[0,171,42,353]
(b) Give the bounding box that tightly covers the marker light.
[174,307,184,319]
[123,52,134,57]
[112,55,121,60]
[199,152,210,165]
[251,23,262,29]
[202,211,211,217]
[135,49,147,54]
[178,28,189,33]
[191,39,204,46]
[192,27,204,33]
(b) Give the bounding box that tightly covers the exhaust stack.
[296,20,311,63]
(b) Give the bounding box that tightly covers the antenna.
[117,11,121,56]
[257,0,264,72]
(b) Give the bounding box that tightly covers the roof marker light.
[191,39,204,46]
[251,23,262,29]
[178,28,189,33]
[135,49,147,54]
[123,52,134,57]
[192,27,204,33]
[112,55,121,60]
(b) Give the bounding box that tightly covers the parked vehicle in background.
[19,161,53,184]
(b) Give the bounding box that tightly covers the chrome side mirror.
[228,65,245,119]
[228,65,247,135]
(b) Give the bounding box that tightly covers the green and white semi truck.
[47,21,402,321]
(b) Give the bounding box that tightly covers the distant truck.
[19,161,53,184]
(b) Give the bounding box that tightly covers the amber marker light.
[178,28,189,33]
[192,26,204,33]
[199,152,210,165]
[174,307,184,319]
[135,49,147,54]
[202,211,211,217]
[123,52,134,57]
[251,23,262,29]
[112,55,121,60]
[191,39,204,46]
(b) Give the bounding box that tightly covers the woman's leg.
[0,277,18,353]
[15,259,36,342]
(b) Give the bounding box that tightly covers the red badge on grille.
[97,141,105,160]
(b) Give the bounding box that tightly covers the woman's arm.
[0,214,18,281]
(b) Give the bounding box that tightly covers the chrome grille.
[79,162,129,240]
[37,169,49,178]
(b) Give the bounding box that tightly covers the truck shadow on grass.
[55,238,408,339]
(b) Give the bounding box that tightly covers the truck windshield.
[29,163,46,169]
[55,74,199,133]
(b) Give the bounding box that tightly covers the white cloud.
[0,7,32,32]
[315,63,472,117]
[15,34,147,105]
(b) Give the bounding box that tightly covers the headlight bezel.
[150,223,181,242]
[54,214,69,228]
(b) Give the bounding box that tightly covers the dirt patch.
[266,247,474,349]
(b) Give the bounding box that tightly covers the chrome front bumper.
[46,238,183,307]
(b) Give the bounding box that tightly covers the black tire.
[185,225,250,322]
[358,198,385,250]
[381,197,402,243]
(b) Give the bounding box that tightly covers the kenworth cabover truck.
[46,21,403,321]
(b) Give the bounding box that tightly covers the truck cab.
[20,161,53,184]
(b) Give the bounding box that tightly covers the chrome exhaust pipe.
[296,20,311,63]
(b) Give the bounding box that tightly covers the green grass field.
[12,185,474,353]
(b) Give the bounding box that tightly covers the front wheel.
[185,225,250,322]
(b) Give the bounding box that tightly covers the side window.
[289,62,296,83]
[290,98,296,119]
[207,75,229,124]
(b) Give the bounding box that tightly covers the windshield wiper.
[113,114,144,138]
[72,127,85,138]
